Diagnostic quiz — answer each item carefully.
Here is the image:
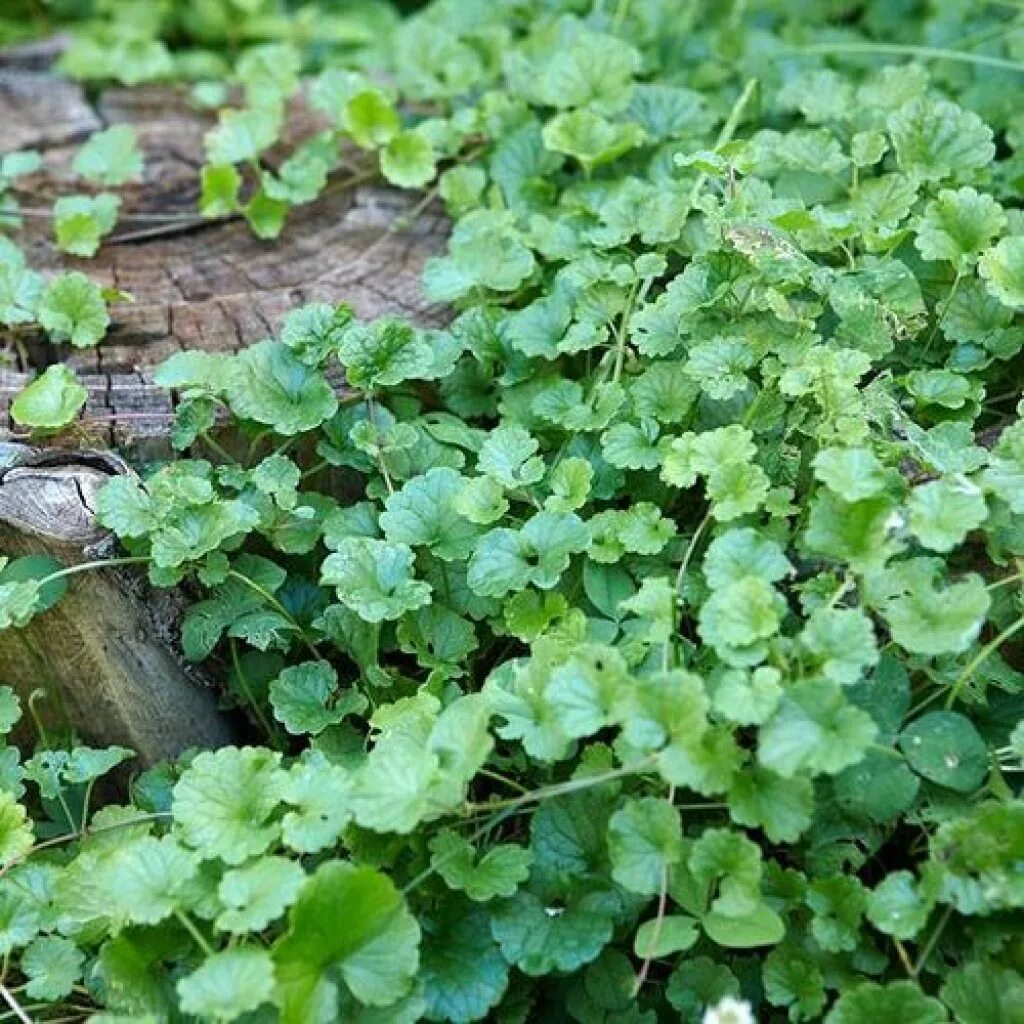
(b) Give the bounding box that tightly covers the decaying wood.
[0,444,238,764]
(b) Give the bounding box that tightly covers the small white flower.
[702,996,756,1024]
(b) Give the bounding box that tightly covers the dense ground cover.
[1,0,1024,1020]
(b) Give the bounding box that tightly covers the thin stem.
[200,431,240,467]
[632,784,675,997]
[476,767,531,795]
[229,638,280,747]
[0,985,31,1024]
[914,905,954,975]
[300,458,330,482]
[611,277,642,385]
[174,909,215,958]
[675,513,712,594]
[226,569,325,664]
[791,41,1024,73]
[36,556,151,589]
[924,270,962,354]
[945,613,1024,708]
[687,77,758,211]
[988,571,1023,591]
[401,808,516,895]
[463,758,656,815]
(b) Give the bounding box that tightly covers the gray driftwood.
[0,444,237,763]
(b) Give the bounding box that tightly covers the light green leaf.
[173,747,286,864]
[321,537,433,622]
[178,948,275,1022]
[37,272,109,348]
[608,796,683,896]
[381,131,436,188]
[226,341,338,435]
[216,856,306,934]
[10,365,87,429]
[73,125,143,186]
[428,831,532,902]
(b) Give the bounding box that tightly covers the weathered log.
[0,444,238,763]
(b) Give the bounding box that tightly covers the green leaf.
[73,125,144,186]
[542,110,644,172]
[0,792,33,867]
[322,537,432,622]
[216,856,306,934]
[633,915,699,958]
[226,341,339,435]
[804,492,901,573]
[702,903,785,949]
[281,754,352,854]
[899,711,989,792]
[37,272,109,348]
[344,89,400,148]
[888,97,994,182]
[490,889,618,976]
[10,365,87,429]
[21,936,84,1001]
[727,766,813,843]
[698,577,784,650]
[866,871,931,940]
[269,662,365,736]
[178,948,275,1022]
[381,131,436,188]
[915,187,1004,266]
[205,107,281,164]
[807,875,866,952]
[468,511,589,598]
[941,963,1024,1024]
[907,478,988,553]
[759,680,877,778]
[825,981,948,1024]
[200,163,242,217]
[812,447,889,501]
[428,830,532,902]
[979,236,1024,309]
[102,836,199,927]
[172,747,286,864]
[876,560,990,655]
[703,529,792,590]
[0,258,42,326]
[53,193,120,257]
[380,467,480,561]
[763,946,826,1021]
[798,607,879,685]
[607,796,683,896]
[423,210,535,302]
[273,862,420,1015]
[420,908,509,1023]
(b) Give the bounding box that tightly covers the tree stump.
[0,444,237,763]
[0,44,450,759]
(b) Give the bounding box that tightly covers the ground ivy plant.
[2,0,1024,1022]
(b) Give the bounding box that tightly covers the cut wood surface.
[0,43,450,448]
